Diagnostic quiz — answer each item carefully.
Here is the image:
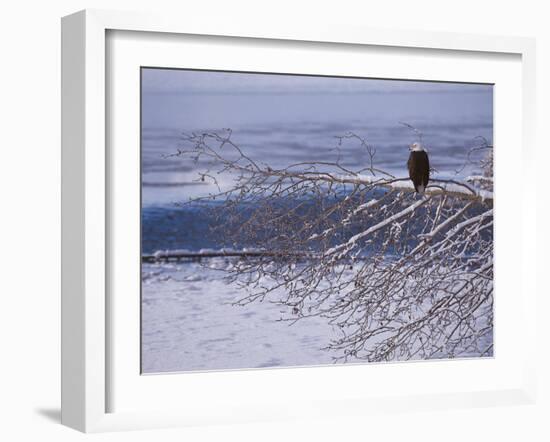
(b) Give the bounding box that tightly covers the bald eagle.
[407,142,430,194]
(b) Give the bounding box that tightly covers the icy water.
[142,260,339,373]
[141,70,493,373]
[142,87,493,252]
[142,72,493,207]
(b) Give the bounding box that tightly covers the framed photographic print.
[139,68,495,373]
[61,9,537,432]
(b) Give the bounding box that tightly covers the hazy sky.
[142,68,493,96]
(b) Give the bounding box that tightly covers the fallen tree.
[171,128,494,362]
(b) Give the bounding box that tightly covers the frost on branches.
[173,129,494,363]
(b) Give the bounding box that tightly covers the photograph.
[140,68,494,374]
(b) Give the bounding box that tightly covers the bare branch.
[168,128,493,363]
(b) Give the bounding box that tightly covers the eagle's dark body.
[407,149,430,194]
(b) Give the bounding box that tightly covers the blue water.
[141,70,493,253]
[141,193,492,256]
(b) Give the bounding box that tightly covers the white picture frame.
[61,9,537,433]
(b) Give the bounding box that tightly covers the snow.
[141,258,493,373]
[153,248,193,258]
[466,175,493,183]
[141,261,340,373]
[325,196,429,258]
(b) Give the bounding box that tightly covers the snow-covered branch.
[252,171,492,202]
[172,129,492,204]
[171,129,494,362]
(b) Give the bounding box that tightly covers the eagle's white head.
[409,142,426,152]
